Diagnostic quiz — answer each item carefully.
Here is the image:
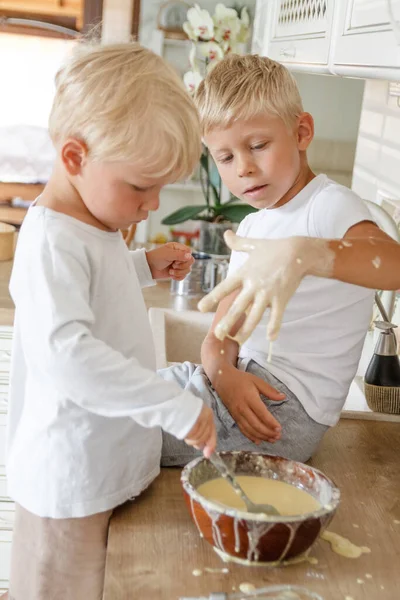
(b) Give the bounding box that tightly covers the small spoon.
[208,451,280,517]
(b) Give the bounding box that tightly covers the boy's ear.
[296,112,314,151]
[60,138,89,176]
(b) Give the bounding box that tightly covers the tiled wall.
[352,80,400,205]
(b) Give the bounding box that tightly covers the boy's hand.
[185,404,216,458]
[146,243,194,280]
[216,367,284,444]
[198,231,334,344]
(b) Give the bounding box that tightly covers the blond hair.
[195,54,303,134]
[49,41,201,180]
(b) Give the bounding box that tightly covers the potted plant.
[161,3,257,256]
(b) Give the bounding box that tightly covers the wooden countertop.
[104,419,400,600]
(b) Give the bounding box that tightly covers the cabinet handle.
[280,47,296,58]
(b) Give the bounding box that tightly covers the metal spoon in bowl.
[208,451,280,517]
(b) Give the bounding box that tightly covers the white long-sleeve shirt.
[6,206,203,518]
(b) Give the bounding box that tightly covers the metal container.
[170,252,215,296]
[199,221,233,256]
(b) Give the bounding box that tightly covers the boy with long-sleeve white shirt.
[6,41,216,600]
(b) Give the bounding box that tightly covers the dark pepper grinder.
[364,320,400,387]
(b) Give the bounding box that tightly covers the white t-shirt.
[6,206,203,518]
[229,175,374,427]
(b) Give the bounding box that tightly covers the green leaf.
[216,203,258,223]
[209,181,221,206]
[224,195,241,205]
[161,205,209,225]
[209,161,221,190]
[200,153,209,176]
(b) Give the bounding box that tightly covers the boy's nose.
[237,158,256,178]
[146,193,160,211]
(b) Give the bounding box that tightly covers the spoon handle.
[208,452,251,510]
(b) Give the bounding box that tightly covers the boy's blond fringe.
[194,54,304,134]
[49,37,201,181]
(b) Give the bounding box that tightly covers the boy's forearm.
[201,333,239,386]
[315,237,400,291]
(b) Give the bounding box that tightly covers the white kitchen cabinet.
[252,0,400,80]
[331,0,400,78]
[261,0,336,74]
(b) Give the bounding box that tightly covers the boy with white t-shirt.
[6,42,216,600]
[161,54,400,466]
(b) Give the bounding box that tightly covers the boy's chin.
[244,197,278,210]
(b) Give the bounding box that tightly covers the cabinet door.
[266,0,335,72]
[332,0,400,74]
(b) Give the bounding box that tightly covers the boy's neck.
[36,162,113,232]
[273,161,316,209]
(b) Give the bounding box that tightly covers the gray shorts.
[159,359,328,467]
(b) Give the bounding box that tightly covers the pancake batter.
[197,476,321,516]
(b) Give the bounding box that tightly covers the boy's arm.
[14,246,203,441]
[329,220,400,289]
[199,222,400,345]
[130,248,155,288]
[201,292,286,444]
[201,291,242,381]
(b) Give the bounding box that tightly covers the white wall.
[352,79,400,207]
[293,72,364,142]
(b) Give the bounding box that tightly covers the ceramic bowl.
[181,451,340,566]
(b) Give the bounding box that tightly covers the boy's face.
[205,112,313,210]
[77,159,170,231]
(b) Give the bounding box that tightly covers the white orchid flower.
[183,70,204,94]
[213,4,241,45]
[214,3,238,21]
[183,21,197,41]
[184,4,214,41]
[237,6,250,43]
[240,6,250,27]
[198,40,224,63]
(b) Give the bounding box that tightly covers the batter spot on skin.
[192,569,202,576]
[342,240,352,247]
[394,519,400,524]
[321,531,371,558]
[365,573,372,579]
[220,349,225,355]
[372,256,381,269]
[345,596,355,600]
[218,370,223,375]
[338,244,344,250]
[357,578,364,584]
[296,258,303,264]
[239,582,256,593]
[352,524,359,528]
